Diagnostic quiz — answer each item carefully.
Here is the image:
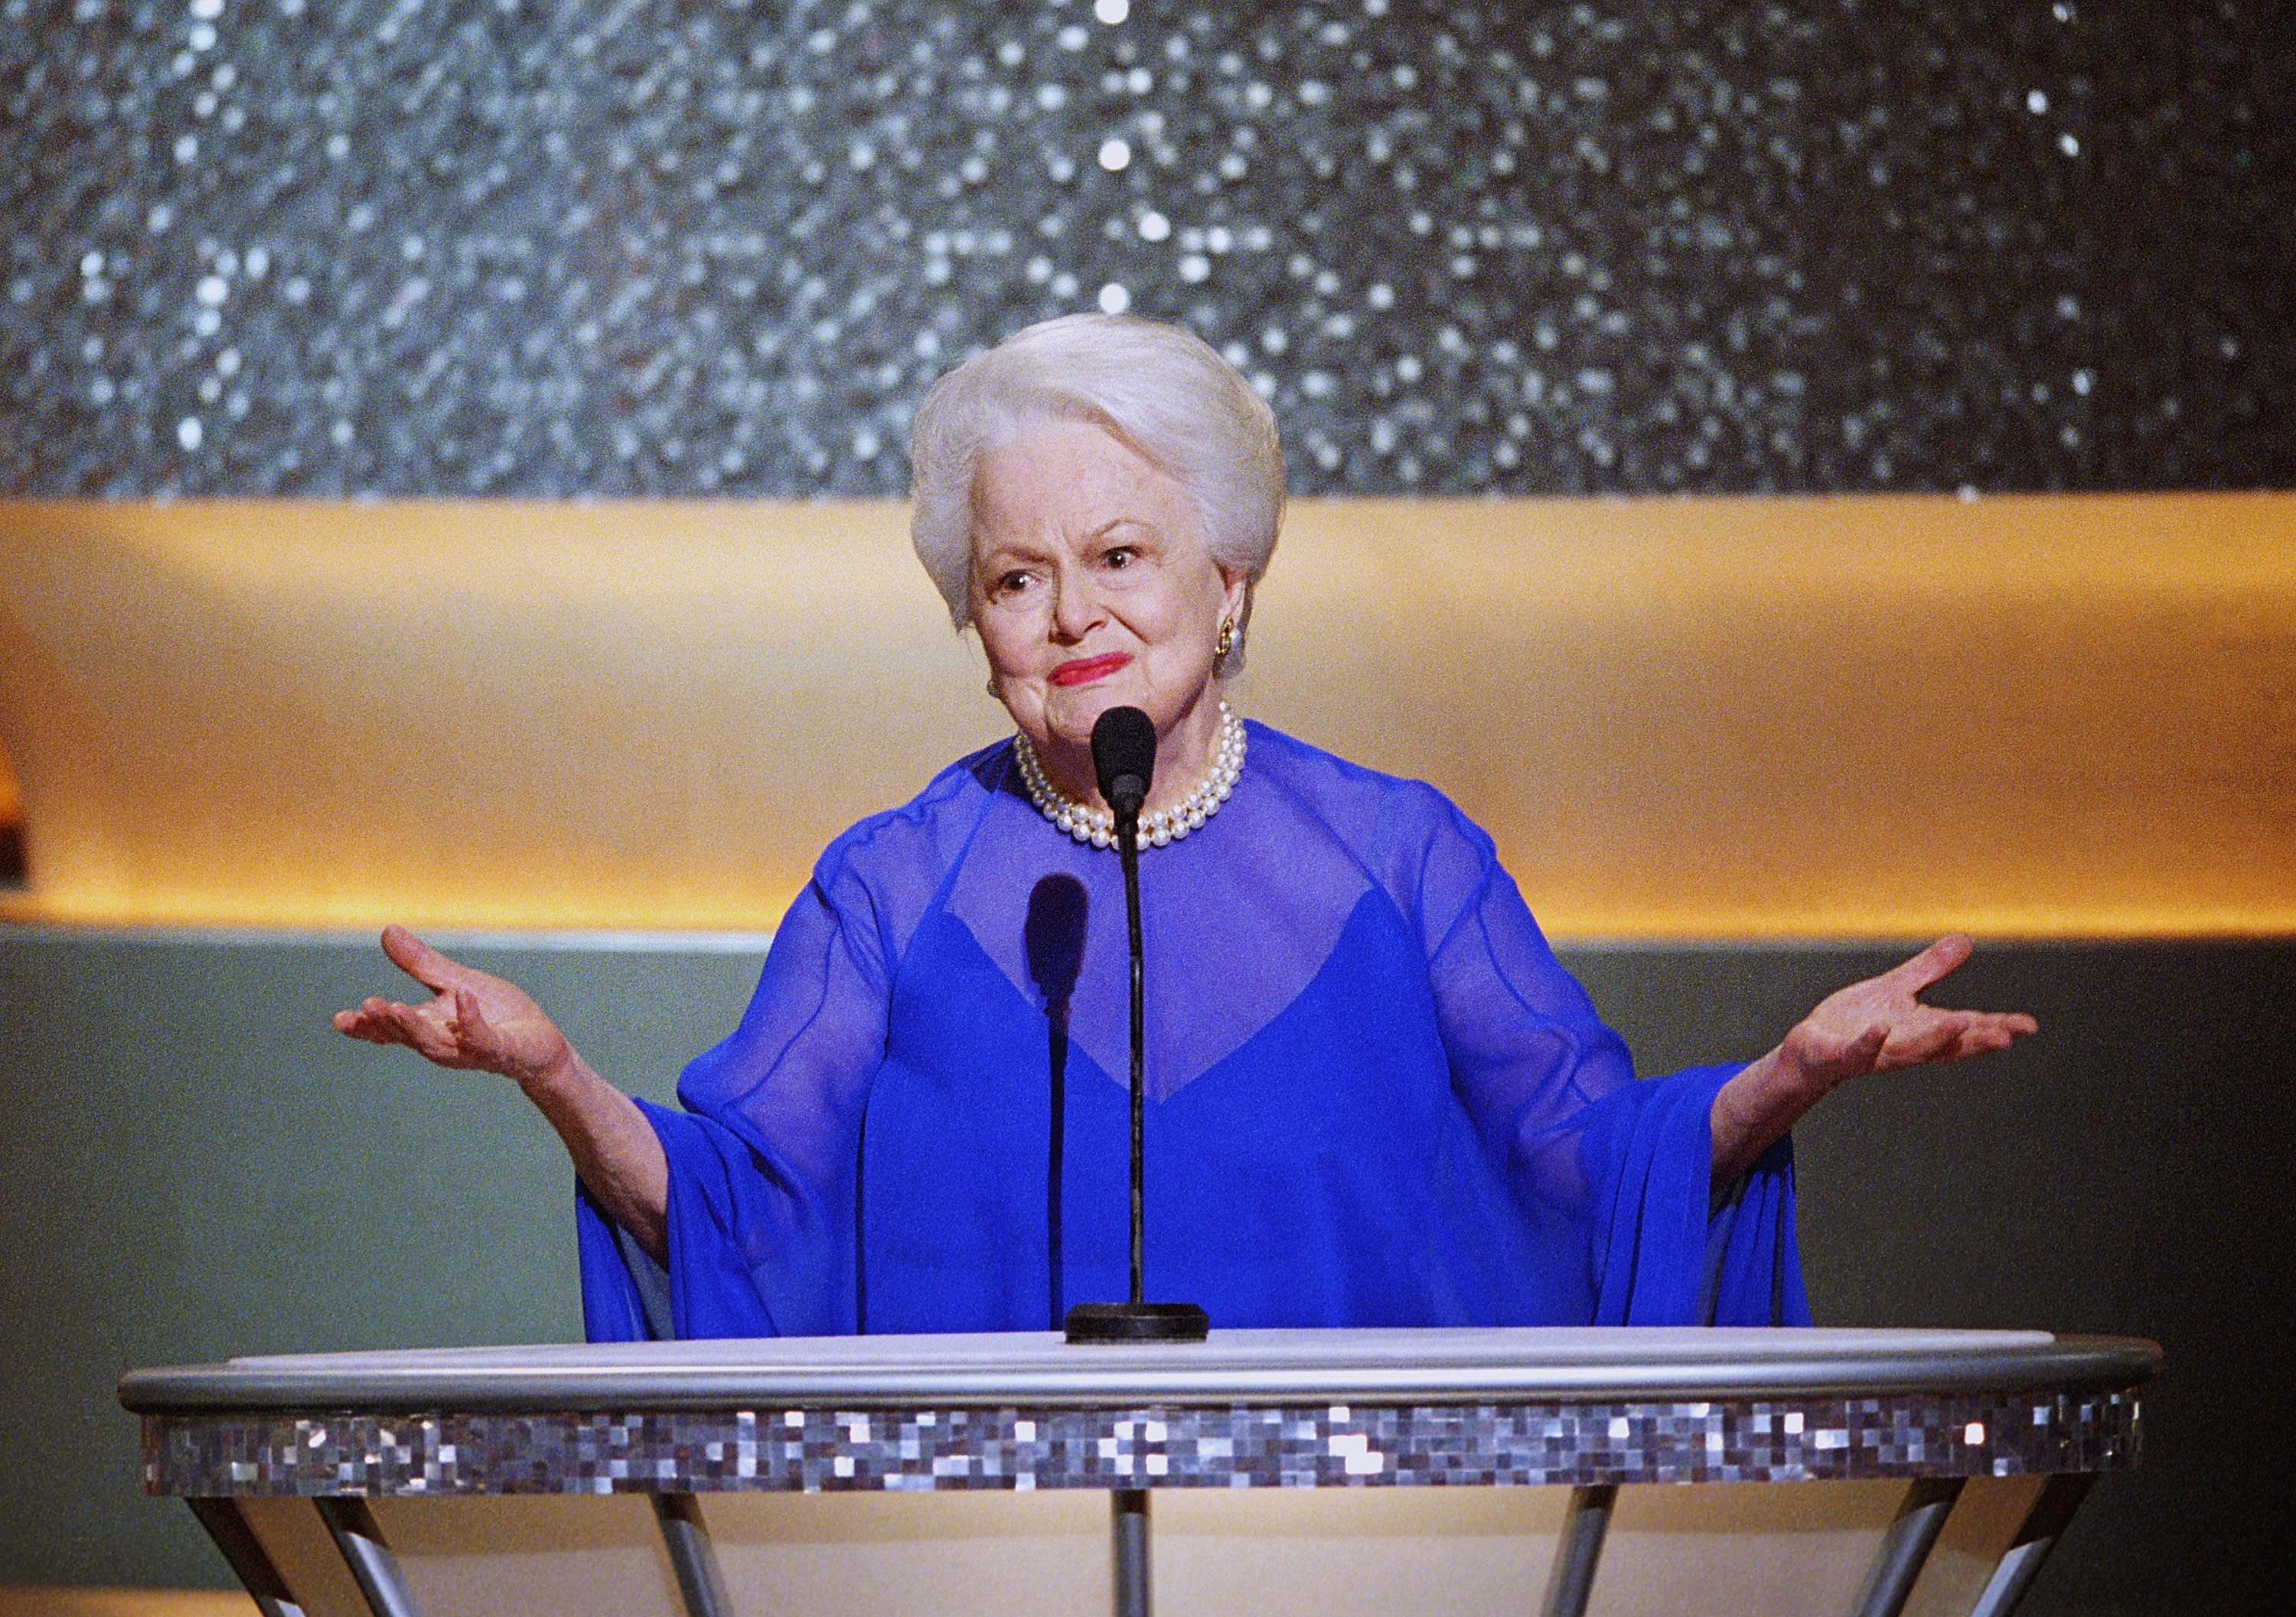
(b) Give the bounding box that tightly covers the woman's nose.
[1049,571,1105,641]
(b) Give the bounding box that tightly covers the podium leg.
[1540,1484,1616,1617]
[1967,1473,2097,1617]
[315,1498,422,1617]
[1851,1478,1964,1617]
[654,1492,734,1617]
[1113,1489,1151,1617]
[186,1498,305,1617]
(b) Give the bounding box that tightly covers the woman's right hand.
[333,924,572,1087]
[334,924,671,1263]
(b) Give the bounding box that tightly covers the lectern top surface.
[119,1327,2160,1414]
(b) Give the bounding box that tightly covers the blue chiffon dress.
[578,722,1809,1341]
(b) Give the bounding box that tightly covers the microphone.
[1091,704,1156,830]
[1066,706,1209,1345]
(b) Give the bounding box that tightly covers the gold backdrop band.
[1,493,2290,938]
[0,734,19,830]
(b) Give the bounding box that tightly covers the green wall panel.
[2,931,2288,1612]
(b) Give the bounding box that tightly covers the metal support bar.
[1851,1477,1965,1617]
[315,1497,423,1617]
[1968,1472,2097,1617]
[1113,1488,1151,1617]
[1540,1483,1618,1617]
[653,1491,735,1617]
[186,1498,305,1617]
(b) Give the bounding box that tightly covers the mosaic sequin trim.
[146,1391,2138,1497]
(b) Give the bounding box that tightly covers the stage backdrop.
[2,2,2291,1613]
[1,1,2290,497]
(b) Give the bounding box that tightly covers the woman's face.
[970,419,1247,764]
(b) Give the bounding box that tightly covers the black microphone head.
[1023,872,1088,1009]
[1091,705,1156,820]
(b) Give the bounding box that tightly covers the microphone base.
[1063,1302,1211,1344]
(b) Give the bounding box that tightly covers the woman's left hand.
[1710,934,2037,1185]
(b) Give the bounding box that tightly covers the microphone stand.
[1065,721,1209,1347]
[1123,803,1147,1307]
[1063,709,1207,1617]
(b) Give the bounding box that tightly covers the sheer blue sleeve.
[579,849,892,1341]
[1416,797,1809,1327]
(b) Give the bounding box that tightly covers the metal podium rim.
[120,1326,2161,1415]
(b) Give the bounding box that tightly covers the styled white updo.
[908,314,1285,671]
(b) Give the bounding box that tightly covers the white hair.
[908,314,1284,671]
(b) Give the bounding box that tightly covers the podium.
[122,1327,2154,1617]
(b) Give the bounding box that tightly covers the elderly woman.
[337,314,2033,1341]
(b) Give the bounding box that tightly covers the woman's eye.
[993,569,1035,596]
[1102,546,1138,570]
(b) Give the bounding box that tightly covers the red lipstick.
[1049,652,1132,687]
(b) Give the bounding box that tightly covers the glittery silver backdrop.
[2,0,2289,497]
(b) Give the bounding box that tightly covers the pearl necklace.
[1013,704,1247,849]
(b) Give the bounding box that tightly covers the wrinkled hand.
[1711,934,2038,1185]
[1773,934,2037,1099]
[332,924,572,1087]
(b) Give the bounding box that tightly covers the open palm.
[1778,934,2037,1094]
[332,924,571,1084]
